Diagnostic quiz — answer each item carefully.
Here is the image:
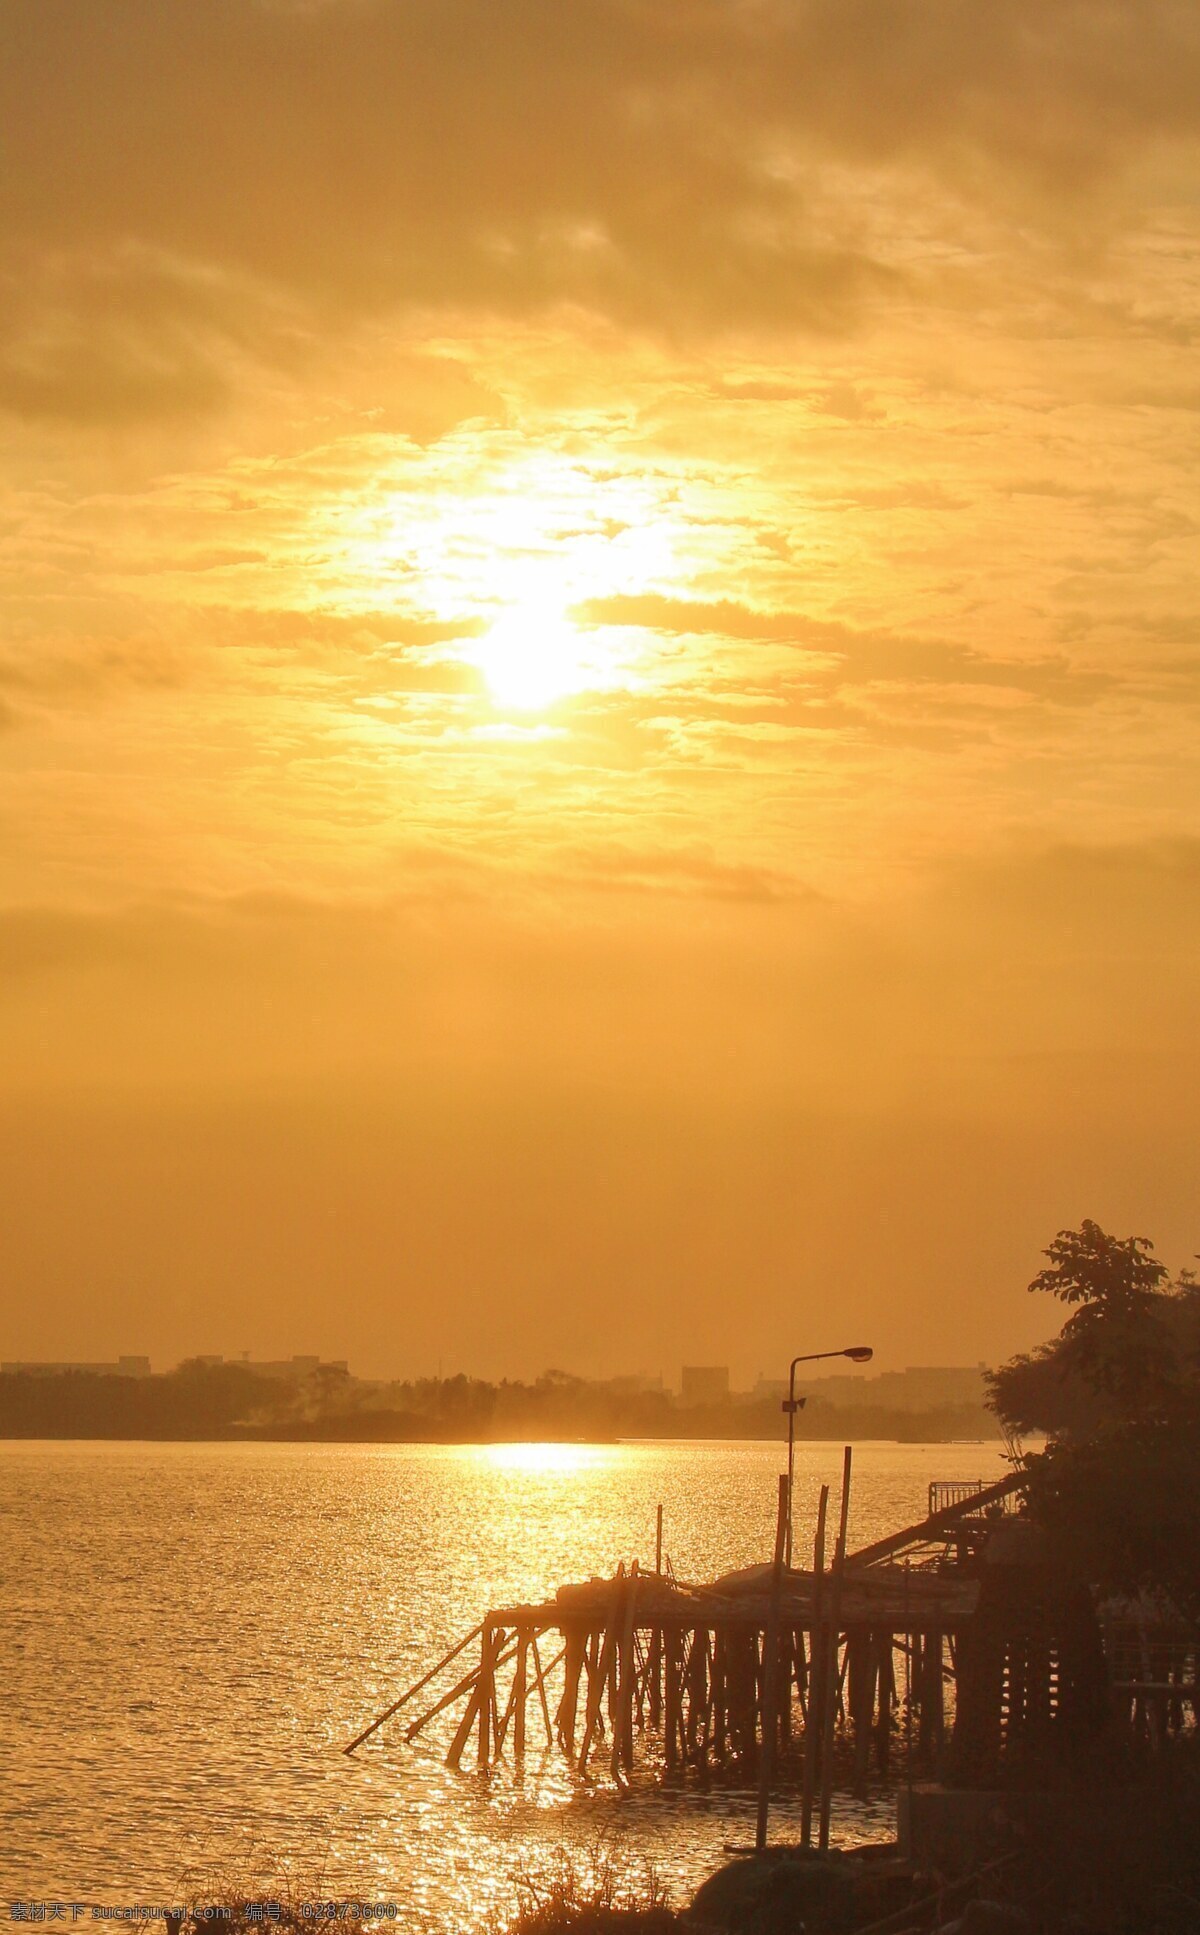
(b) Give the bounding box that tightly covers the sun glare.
[473,601,598,710]
[483,1442,610,1476]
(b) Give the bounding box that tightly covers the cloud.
[0,253,236,423]
[560,841,805,903]
[577,593,1115,704]
[2,0,1196,418]
[579,593,822,643]
[935,834,1200,936]
[4,837,1199,1109]
[0,632,190,714]
[809,381,886,422]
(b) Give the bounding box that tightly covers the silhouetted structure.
[2,1354,152,1377]
[680,1365,730,1404]
[348,1473,1028,1787]
[948,1519,1110,1784]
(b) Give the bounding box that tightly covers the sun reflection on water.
[1,1439,1008,1930]
[480,1442,616,1477]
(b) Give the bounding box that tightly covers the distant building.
[246,1354,349,1380]
[875,1365,988,1410]
[2,1355,152,1378]
[796,1364,988,1412]
[602,1373,664,1396]
[680,1365,730,1405]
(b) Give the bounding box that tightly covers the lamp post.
[783,1345,873,1565]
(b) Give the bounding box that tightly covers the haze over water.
[3,1438,1005,1930]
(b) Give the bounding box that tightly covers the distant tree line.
[0,1357,992,1444]
[0,1359,287,1439]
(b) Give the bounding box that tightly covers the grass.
[498,1852,676,1935]
[137,1846,678,1935]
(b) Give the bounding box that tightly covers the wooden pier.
[434,1556,977,1781]
[346,1469,1031,1820]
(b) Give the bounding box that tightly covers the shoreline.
[0,1428,1002,1445]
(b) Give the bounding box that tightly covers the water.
[1,1438,1005,1926]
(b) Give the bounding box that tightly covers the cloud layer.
[2,2,1199,1376]
[2,0,1199,417]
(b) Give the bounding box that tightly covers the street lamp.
[783,1345,873,1565]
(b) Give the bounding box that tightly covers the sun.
[472,600,595,710]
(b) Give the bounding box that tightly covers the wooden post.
[406,1651,515,1743]
[558,1628,583,1750]
[513,1633,528,1760]
[795,1625,809,1719]
[578,1569,624,1772]
[696,1631,717,1762]
[494,1658,522,1754]
[528,1633,560,1745]
[928,1628,945,1759]
[729,1627,756,1764]
[632,1630,647,1728]
[755,1474,789,1853]
[779,1629,793,1750]
[344,1619,486,1755]
[579,1630,614,1769]
[800,1482,830,1848]
[446,1675,484,1770]
[910,1630,925,1758]
[612,1562,639,1779]
[583,1632,604,1740]
[848,1626,873,1785]
[446,1622,504,1771]
[664,1624,682,1769]
[607,1615,620,1728]
[682,1631,698,1759]
[713,1629,727,1759]
[874,1629,894,1772]
[656,1504,664,1575]
[648,1625,663,1728]
[478,1621,502,1771]
[818,1447,853,1852]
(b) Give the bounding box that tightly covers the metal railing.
[928,1478,1019,1518]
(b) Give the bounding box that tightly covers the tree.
[1023,1409,1200,1624]
[989,1219,1181,1430]
[1029,1218,1169,1310]
[990,1221,1200,1620]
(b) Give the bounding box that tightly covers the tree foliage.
[1029,1218,1169,1309]
[990,1220,1200,1618]
[1022,1409,1200,1624]
[988,1219,1196,1432]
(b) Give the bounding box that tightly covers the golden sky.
[3,1,1199,1381]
